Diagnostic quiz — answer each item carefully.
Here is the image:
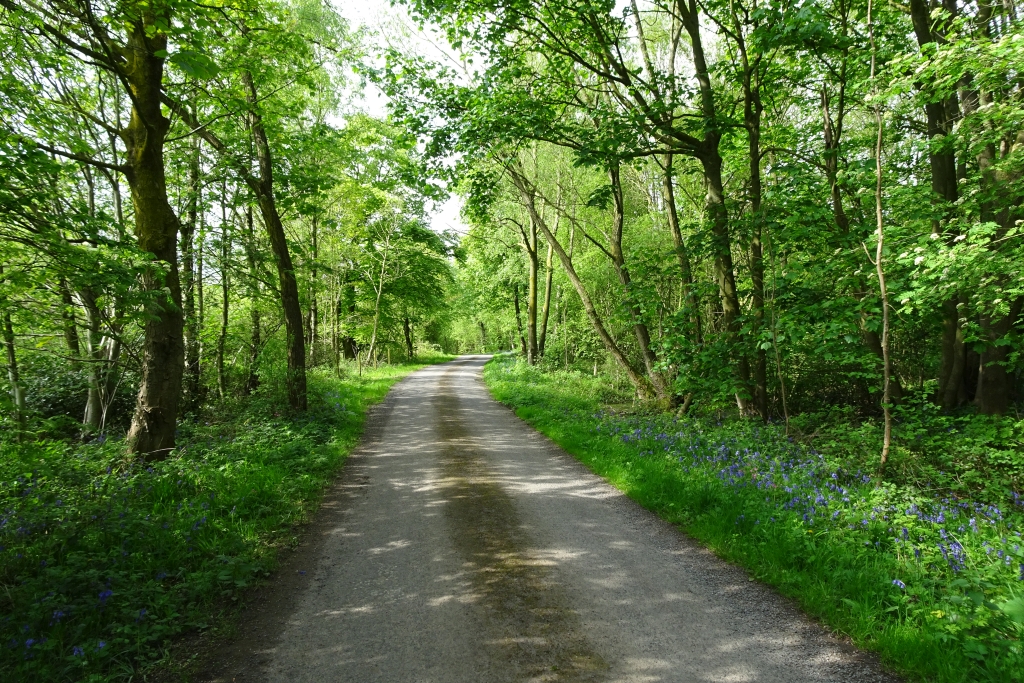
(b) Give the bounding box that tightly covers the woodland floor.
[194,356,898,683]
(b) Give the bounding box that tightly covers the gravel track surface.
[201,356,901,683]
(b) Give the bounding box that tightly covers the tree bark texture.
[122,13,185,458]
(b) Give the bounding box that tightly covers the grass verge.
[0,356,449,681]
[483,355,1024,683]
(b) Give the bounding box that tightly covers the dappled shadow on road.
[435,370,608,682]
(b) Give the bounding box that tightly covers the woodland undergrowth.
[484,354,1024,683]
[0,358,446,682]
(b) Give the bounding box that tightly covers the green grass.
[483,355,1024,683]
[0,356,449,681]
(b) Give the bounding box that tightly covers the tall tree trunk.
[308,214,319,364]
[331,279,340,371]
[701,151,752,409]
[509,164,655,398]
[122,14,185,458]
[908,0,964,407]
[241,72,306,410]
[513,282,528,356]
[732,15,769,420]
[660,153,702,342]
[976,301,1023,415]
[181,132,201,408]
[197,211,205,383]
[939,295,966,409]
[80,289,104,431]
[364,231,391,367]
[244,205,260,395]
[526,218,539,364]
[869,0,893,470]
[1,267,25,430]
[678,0,752,410]
[404,316,414,359]
[3,311,24,429]
[58,277,81,362]
[217,192,229,399]
[538,237,554,357]
[341,279,357,359]
[100,331,122,431]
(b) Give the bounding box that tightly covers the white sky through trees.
[332,0,467,237]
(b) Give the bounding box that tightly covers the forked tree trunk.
[868,0,892,470]
[80,288,104,430]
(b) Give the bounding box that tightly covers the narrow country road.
[202,356,899,683]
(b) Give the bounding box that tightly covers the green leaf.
[999,597,1024,624]
[169,50,219,80]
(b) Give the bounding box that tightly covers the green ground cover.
[0,358,447,681]
[484,354,1024,683]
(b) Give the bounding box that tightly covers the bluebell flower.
[73,646,84,656]
[892,579,906,590]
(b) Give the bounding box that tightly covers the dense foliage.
[0,0,455,449]
[384,0,1024,430]
[0,0,457,678]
